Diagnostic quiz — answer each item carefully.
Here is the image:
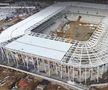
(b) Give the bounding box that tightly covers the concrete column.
[37,57,39,72]
[25,56,29,69]
[60,64,63,79]
[52,61,55,73]
[97,66,99,82]
[21,54,26,66]
[15,52,19,68]
[5,50,10,65]
[90,68,93,81]
[1,48,5,60]
[55,63,58,75]
[48,60,51,76]
[44,60,47,73]
[68,66,70,80]
[79,68,81,83]
[10,51,16,63]
[102,65,105,74]
[73,66,74,82]
[85,67,87,84]
[31,57,35,69]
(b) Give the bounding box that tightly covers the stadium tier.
[0,2,108,90]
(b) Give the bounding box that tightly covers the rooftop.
[5,35,72,61]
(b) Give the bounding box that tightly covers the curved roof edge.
[0,3,69,44]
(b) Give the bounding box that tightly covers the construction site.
[0,1,108,90]
[0,66,71,90]
[48,15,96,41]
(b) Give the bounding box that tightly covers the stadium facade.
[0,2,108,90]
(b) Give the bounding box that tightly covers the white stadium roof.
[5,35,72,61]
[1,2,108,68]
[0,3,69,44]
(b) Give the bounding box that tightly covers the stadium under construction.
[0,2,108,90]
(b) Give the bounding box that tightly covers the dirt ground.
[96,86,108,90]
[69,22,95,41]
[51,20,97,41]
[0,87,9,90]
